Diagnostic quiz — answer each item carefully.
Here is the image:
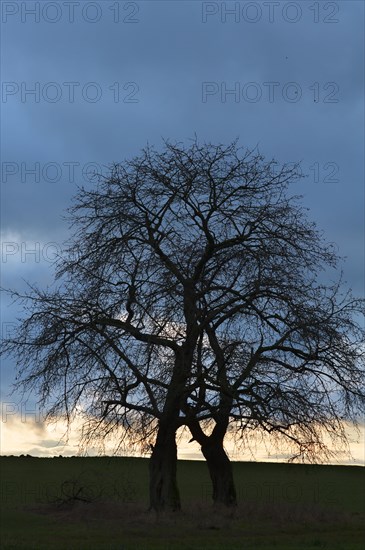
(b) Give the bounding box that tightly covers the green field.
[0,456,364,549]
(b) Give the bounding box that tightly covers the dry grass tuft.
[25,497,357,533]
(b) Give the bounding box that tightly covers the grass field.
[0,456,364,549]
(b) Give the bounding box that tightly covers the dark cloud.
[1,0,363,400]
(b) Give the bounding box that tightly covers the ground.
[0,456,364,549]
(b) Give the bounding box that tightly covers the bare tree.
[2,139,364,511]
[184,272,364,505]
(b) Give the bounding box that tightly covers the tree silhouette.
[2,139,364,510]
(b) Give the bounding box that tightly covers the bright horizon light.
[1,403,363,466]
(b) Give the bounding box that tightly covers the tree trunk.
[201,436,237,507]
[149,420,180,512]
[188,418,237,507]
[148,344,196,512]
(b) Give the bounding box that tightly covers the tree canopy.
[2,139,364,510]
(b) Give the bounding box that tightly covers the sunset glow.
[1,404,363,465]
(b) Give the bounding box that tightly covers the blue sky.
[0,1,364,457]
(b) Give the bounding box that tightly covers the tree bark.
[188,418,237,507]
[148,342,196,512]
[149,420,181,512]
[201,436,237,507]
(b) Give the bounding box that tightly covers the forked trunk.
[188,418,237,507]
[201,437,237,507]
[149,421,180,512]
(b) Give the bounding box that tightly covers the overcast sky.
[1,1,364,457]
